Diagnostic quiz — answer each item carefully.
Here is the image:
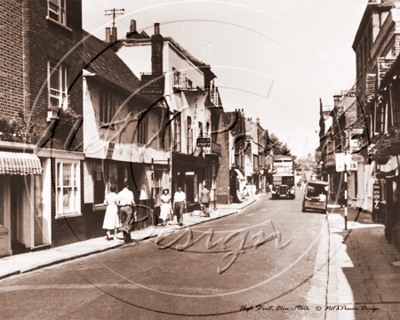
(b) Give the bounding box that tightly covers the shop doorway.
[11,176,26,254]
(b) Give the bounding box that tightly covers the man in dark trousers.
[173,187,186,226]
[118,178,136,243]
[200,185,210,217]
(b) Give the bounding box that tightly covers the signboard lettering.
[197,137,210,147]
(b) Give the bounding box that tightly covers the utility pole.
[105,8,124,29]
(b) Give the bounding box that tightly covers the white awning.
[0,152,42,175]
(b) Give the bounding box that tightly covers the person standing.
[200,185,210,217]
[118,178,136,243]
[103,185,120,240]
[173,187,186,226]
[159,189,171,226]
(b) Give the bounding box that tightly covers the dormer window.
[48,0,66,26]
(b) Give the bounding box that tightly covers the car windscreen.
[306,184,328,197]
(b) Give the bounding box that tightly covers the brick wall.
[0,0,24,117]
[22,0,83,150]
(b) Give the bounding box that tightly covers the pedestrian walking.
[159,189,171,226]
[339,185,347,209]
[118,178,136,243]
[102,185,120,241]
[173,187,186,226]
[200,185,210,217]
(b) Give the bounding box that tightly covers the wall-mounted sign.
[197,137,210,147]
[140,74,165,96]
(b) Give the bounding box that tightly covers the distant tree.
[268,133,291,156]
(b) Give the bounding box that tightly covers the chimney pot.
[105,27,111,43]
[111,27,118,42]
[333,94,342,108]
[130,19,137,33]
[154,23,160,35]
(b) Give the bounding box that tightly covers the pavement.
[0,194,264,281]
[2,192,400,320]
[305,202,400,320]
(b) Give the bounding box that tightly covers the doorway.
[10,175,27,254]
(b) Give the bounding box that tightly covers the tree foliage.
[268,133,291,156]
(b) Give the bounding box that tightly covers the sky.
[82,0,368,158]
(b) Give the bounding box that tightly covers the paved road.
[0,189,327,320]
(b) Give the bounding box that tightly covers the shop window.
[100,91,115,125]
[187,116,193,154]
[56,160,80,217]
[47,0,66,26]
[48,61,68,110]
[93,161,118,206]
[206,122,210,138]
[138,113,148,145]
[174,114,181,152]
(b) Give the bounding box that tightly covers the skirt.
[102,205,120,229]
[160,203,171,221]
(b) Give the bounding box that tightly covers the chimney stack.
[151,22,163,75]
[256,117,260,125]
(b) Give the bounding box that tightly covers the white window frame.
[48,61,68,111]
[56,159,81,218]
[47,0,66,26]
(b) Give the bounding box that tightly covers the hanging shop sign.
[140,74,165,96]
[197,137,210,147]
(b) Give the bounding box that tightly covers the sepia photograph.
[0,0,400,319]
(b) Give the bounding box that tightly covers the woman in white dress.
[103,185,120,240]
[159,189,171,226]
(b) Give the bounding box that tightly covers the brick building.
[0,0,84,255]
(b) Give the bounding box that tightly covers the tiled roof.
[82,30,141,94]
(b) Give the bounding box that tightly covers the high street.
[0,190,327,320]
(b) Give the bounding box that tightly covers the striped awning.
[0,152,42,175]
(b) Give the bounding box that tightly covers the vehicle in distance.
[270,155,295,199]
[302,180,329,213]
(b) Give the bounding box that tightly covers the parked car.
[302,181,329,213]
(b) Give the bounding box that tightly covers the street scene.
[1,0,400,319]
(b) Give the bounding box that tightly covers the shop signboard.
[197,137,210,147]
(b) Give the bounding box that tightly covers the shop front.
[0,151,50,257]
[172,152,210,212]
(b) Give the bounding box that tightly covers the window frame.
[47,0,67,26]
[137,112,148,145]
[99,91,115,126]
[55,159,81,218]
[48,61,68,111]
[174,114,181,152]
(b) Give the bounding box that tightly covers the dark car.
[302,181,329,213]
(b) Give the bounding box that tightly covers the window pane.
[63,163,72,187]
[63,188,72,211]
[57,163,61,187]
[74,188,78,212]
[49,3,59,12]
[50,64,59,90]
